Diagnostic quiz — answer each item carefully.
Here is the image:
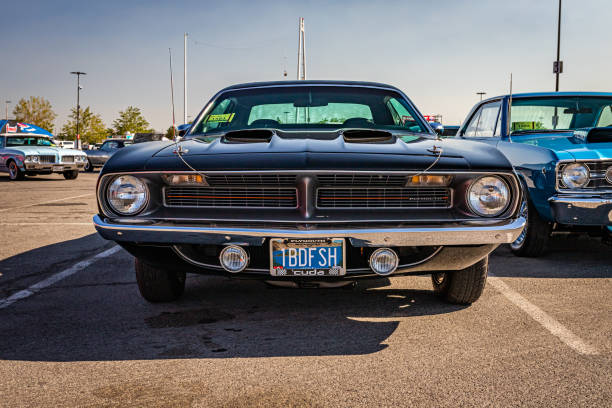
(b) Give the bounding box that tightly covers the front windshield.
[6,136,54,147]
[190,86,429,135]
[510,96,612,133]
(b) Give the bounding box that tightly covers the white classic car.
[0,132,87,180]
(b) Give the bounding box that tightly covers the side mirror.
[177,123,191,137]
[429,122,444,135]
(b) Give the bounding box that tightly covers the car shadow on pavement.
[0,235,467,361]
[491,234,612,278]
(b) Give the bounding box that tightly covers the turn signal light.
[405,175,451,186]
[162,174,207,185]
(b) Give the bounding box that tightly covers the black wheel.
[510,198,550,257]
[135,258,186,302]
[431,257,488,304]
[84,159,94,172]
[8,161,25,180]
[63,170,79,180]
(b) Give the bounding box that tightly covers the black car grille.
[204,174,297,186]
[39,155,56,163]
[61,156,74,163]
[165,187,298,208]
[316,187,451,208]
[317,174,407,187]
[558,161,612,190]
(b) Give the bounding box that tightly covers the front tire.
[510,199,550,257]
[63,170,79,180]
[431,257,488,304]
[135,258,186,302]
[84,159,94,172]
[8,161,25,180]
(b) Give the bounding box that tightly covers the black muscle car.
[84,138,133,171]
[93,81,525,305]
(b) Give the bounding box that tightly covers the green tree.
[12,96,57,133]
[165,126,176,139]
[59,106,109,144]
[112,106,153,135]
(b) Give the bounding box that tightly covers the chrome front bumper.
[93,215,525,247]
[24,162,85,172]
[549,196,612,225]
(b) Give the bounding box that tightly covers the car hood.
[7,146,85,156]
[512,131,612,161]
[102,131,514,174]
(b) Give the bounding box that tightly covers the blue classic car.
[0,120,88,180]
[456,92,612,256]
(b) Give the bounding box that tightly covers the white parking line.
[0,223,92,226]
[488,275,598,355]
[0,245,121,310]
[0,193,93,213]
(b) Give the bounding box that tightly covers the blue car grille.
[558,161,612,191]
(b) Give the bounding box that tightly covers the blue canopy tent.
[0,120,54,136]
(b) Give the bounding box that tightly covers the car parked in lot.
[84,138,133,171]
[0,120,87,180]
[456,92,612,256]
[94,81,525,304]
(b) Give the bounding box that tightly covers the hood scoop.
[342,129,394,143]
[222,129,274,143]
[573,127,612,144]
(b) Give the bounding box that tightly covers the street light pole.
[476,92,486,101]
[554,0,562,92]
[70,71,86,149]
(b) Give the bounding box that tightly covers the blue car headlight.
[561,163,589,189]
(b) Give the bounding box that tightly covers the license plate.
[269,238,346,276]
[52,165,63,172]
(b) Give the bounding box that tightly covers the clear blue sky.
[1,0,610,132]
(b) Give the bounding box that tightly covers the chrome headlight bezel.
[561,163,590,189]
[605,166,612,184]
[467,175,511,218]
[25,155,39,163]
[106,175,149,215]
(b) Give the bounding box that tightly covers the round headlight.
[605,166,612,184]
[26,155,39,162]
[219,245,249,273]
[467,176,510,217]
[561,163,589,189]
[107,175,149,215]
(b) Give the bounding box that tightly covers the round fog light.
[219,245,249,273]
[369,248,399,276]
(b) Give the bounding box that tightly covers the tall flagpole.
[184,32,188,124]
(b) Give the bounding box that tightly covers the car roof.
[218,80,402,93]
[104,138,132,142]
[480,91,612,104]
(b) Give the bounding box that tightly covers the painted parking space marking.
[0,222,92,226]
[488,275,598,355]
[0,193,93,213]
[0,245,121,310]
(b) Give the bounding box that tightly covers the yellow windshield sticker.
[206,113,235,123]
[512,121,538,131]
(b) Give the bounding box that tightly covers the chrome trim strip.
[93,214,525,247]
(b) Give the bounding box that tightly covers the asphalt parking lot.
[0,172,610,407]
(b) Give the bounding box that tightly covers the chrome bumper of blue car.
[549,195,612,225]
[93,215,525,247]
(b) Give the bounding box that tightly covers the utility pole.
[70,72,86,149]
[476,92,486,101]
[297,18,306,80]
[184,32,188,124]
[5,101,10,121]
[554,0,562,91]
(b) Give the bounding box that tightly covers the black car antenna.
[169,48,208,179]
[508,73,513,141]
